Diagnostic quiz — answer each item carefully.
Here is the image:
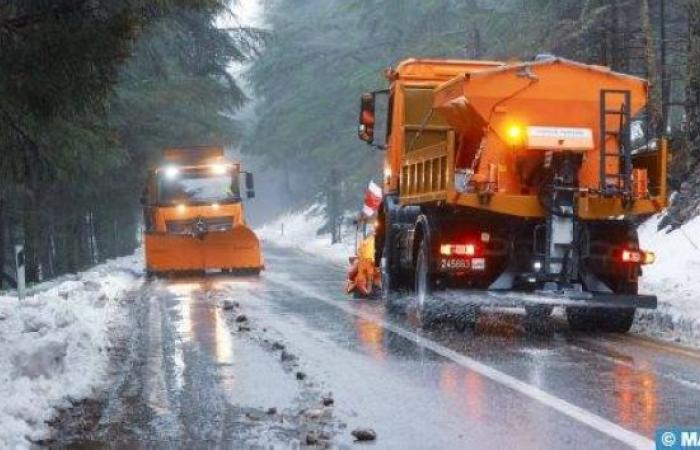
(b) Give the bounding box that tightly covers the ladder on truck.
[599,89,632,196]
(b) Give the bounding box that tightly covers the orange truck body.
[143,146,263,274]
[357,57,668,330]
[383,58,667,217]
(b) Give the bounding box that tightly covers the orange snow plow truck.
[142,146,263,276]
[358,57,668,332]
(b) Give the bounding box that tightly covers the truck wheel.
[453,307,478,333]
[567,277,637,333]
[380,255,393,298]
[524,306,553,333]
[525,306,553,318]
[380,211,404,313]
[413,237,435,328]
[566,307,635,333]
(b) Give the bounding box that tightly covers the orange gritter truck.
[142,146,263,276]
[357,57,668,332]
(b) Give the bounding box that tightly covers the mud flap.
[145,225,264,272]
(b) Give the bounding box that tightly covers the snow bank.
[257,206,355,267]
[636,216,700,346]
[0,253,142,449]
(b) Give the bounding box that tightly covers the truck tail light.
[620,249,655,265]
[440,243,476,256]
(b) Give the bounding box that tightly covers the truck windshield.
[157,167,240,205]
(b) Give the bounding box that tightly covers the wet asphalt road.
[55,243,700,449]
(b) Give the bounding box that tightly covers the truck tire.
[568,278,636,332]
[525,306,553,318]
[380,251,394,300]
[566,307,635,333]
[568,223,639,334]
[452,307,478,333]
[413,236,437,328]
[380,207,404,313]
[523,306,553,334]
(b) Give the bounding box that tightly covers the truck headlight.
[164,166,180,179]
[211,163,228,175]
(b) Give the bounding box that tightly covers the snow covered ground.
[0,253,143,449]
[259,208,700,347]
[257,205,355,267]
[636,215,700,346]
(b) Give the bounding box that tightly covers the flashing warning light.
[505,123,524,145]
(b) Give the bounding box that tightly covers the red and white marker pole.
[362,181,383,217]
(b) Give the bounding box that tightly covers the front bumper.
[144,225,263,272]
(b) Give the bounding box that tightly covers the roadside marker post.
[15,245,25,300]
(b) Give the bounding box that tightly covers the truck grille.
[166,216,234,234]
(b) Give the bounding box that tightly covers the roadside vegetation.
[247,0,700,224]
[0,1,260,284]
[3,0,700,284]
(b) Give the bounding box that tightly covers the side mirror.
[358,93,375,144]
[245,172,255,199]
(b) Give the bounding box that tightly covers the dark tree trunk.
[659,0,670,133]
[641,0,663,137]
[0,195,5,289]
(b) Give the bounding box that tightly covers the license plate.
[442,258,470,270]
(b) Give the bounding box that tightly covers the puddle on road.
[170,278,299,409]
[227,338,299,408]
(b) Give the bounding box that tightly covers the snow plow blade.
[144,225,264,273]
[430,290,657,309]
